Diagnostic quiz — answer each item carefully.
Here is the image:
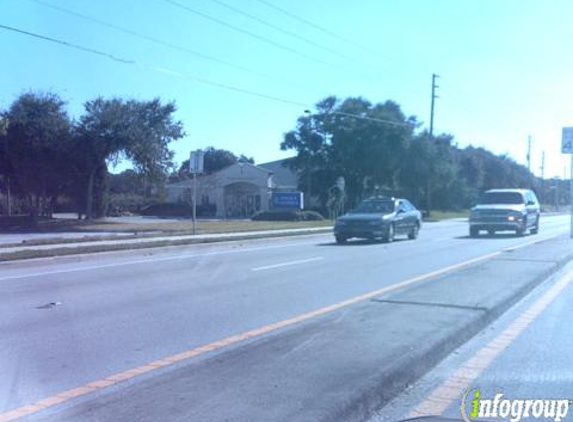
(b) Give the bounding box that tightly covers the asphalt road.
[0,215,570,419]
[370,244,573,422]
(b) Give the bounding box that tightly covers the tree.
[4,92,73,221]
[175,147,254,180]
[76,97,184,219]
[0,112,11,215]
[282,96,417,208]
[399,132,461,211]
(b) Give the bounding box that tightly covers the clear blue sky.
[1,0,572,177]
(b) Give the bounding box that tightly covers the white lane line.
[0,230,563,282]
[252,257,324,272]
[0,240,321,281]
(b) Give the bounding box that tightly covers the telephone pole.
[526,135,532,172]
[426,73,439,216]
[429,73,439,137]
[540,151,545,179]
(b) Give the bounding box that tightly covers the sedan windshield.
[479,192,525,205]
[351,201,395,214]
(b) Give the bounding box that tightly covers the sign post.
[189,150,205,235]
[561,127,573,238]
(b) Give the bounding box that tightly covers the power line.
[160,0,339,69]
[28,0,280,83]
[207,0,350,60]
[28,0,412,95]
[28,0,377,91]
[253,0,374,53]
[0,23,133,64]
[0,23,304,106]
[0,23,412,128]
[331,111,414,128]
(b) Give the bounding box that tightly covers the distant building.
[165,158,300,218]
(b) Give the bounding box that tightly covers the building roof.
[258,158,298,189]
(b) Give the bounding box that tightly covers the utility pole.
[426,73,439,216]
[539,150,545,206]
[429,73,439,137]
[304,110,312,209]
[0,116,10,216]
[526,135,532,172]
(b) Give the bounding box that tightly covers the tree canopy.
[75,97,184,218]
[0,92,184,221]
[281,96,540,212]
[174,147,254,180]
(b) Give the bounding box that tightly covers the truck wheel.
[335,235,347,244]
[530,217,539,235]
[470,227,479,238]
[516,219,526,237]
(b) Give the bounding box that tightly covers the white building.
[165,159,299,218]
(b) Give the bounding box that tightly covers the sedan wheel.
[383,224,395,243]
[408,223,419,240]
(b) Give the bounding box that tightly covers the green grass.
[0,227,333,262]
[424,210,469,222]
[0,218,333,248]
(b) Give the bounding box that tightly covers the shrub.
[251,210,324,221]
[301,210,324,221]
[108,193,146,215]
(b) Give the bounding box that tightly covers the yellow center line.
[0,236,558,422]
[408,263,573,419]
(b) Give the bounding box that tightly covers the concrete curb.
[0,227,333,262]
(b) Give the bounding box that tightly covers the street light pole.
[192,171,197,235]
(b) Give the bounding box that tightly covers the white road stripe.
[252,257,324,271]
[0,230,562,281]
[0,240,321,281]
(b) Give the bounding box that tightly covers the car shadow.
[317,238,408,246]
[455,233,526,240]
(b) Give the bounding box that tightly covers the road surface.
[0,215,571,421]
[369,243,573,422]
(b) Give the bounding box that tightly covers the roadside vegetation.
[281,96,567,215]
[0,91,566,228]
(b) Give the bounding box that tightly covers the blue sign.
[271,192,303,210]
